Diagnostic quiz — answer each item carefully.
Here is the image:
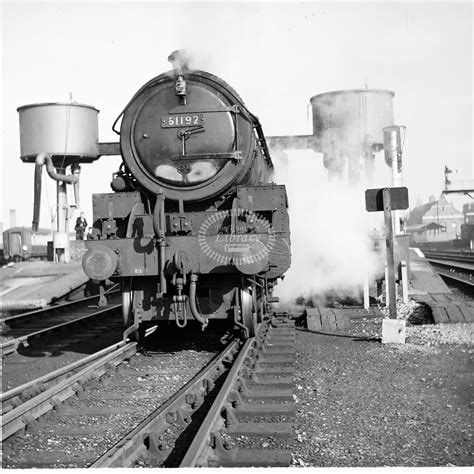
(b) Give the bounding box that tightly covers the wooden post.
[383,188,397,319]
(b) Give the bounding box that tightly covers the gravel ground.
[291,318,473,467]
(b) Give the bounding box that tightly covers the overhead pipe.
[32,153,78,231]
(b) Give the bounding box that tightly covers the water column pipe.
[71,164,81,209]
[33,152,78,262]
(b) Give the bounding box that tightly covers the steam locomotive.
[82,52,291,342]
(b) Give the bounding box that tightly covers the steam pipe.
[153,190,167,294]
[32,153,78,232]
[189,274,209,328]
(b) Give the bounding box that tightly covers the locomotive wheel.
[240,287,257,337]
[122,278,133,327]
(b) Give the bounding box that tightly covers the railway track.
[422,249,474,287]
[2,337,143,441]
[92,312,296,468]
[2,304,125,399]
[2,313,296,468]
[1,291,121,356]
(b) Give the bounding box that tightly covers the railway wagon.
[82,52,291,341]
[3,227,51,261]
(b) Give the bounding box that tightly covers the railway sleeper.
[22,413,42,434]
[252,371,295,381]
[185,391,204,409]
[212,448,291,467]
[234,402,296,419]
[258,355,294,365]
[225,420,292,438]
[144,432,173,461]
[253,365,294,375]
[262,347,294,355]
[242,378,293,391]
[265,335,295,343]
[207,432,291,467]
[165,407,193,427]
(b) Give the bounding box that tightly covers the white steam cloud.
[273,149,387,306]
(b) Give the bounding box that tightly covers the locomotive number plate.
[161,113,204,128]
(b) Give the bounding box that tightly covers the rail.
[90,337,242,467]
[1,303,121,357]
[91,313,296,468]
[1,325,157,441]
[423,250,474,287]
[1,287,120,325]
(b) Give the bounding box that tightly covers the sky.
[1,0,473,229]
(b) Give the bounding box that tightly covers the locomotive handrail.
[168,105,241,114]
[152,192,167,295]
[112,75,170,135]
[249,114,274,169]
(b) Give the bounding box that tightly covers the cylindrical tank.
[17,103,100,164]
[310,89,394,154]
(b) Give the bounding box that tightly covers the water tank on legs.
[17,102,100,165]
[310,89,394,182]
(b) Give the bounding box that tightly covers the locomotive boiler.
[82,52,291,342]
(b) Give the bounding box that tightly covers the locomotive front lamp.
[169,49,189,105]
[175,75,187,97]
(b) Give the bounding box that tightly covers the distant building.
[406,193,463,243]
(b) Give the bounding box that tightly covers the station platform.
[0,261,89,313]
[409,248,473,324]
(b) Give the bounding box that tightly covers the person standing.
[75,212,88,240]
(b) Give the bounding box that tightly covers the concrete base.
[382,319,406,344]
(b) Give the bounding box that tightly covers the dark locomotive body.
[83,61,291,338]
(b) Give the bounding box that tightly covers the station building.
[406,194,464,243]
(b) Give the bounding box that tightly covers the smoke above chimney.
[168,49,191,73]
